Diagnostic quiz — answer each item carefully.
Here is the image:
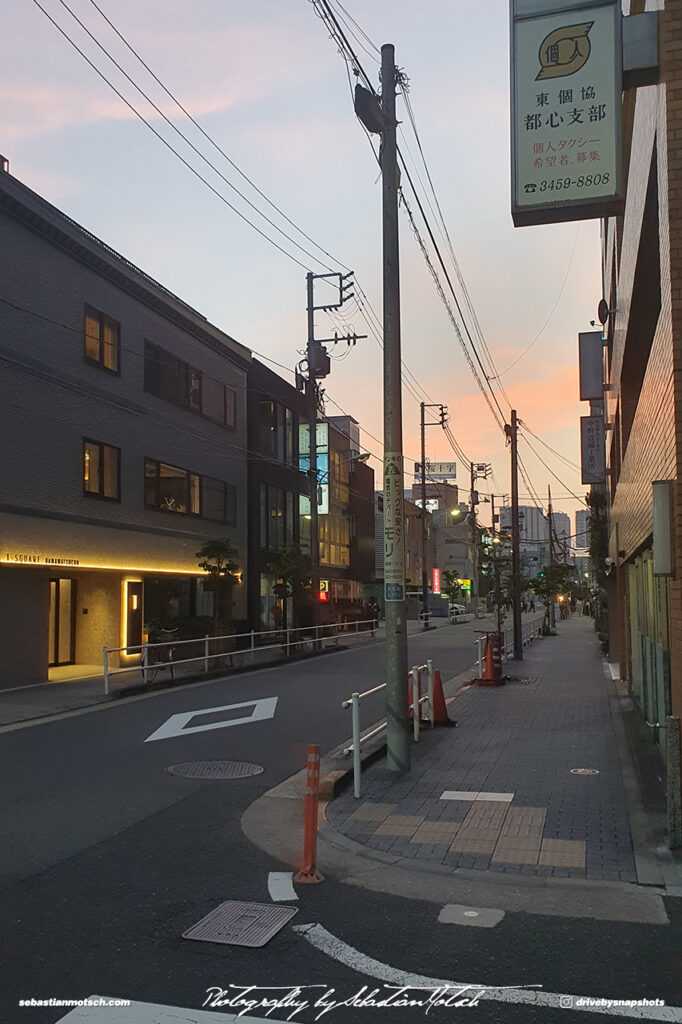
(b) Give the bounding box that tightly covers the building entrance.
[48,578,76,667]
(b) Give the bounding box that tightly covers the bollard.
[103,646,109,696]
[142,642,149,684]
[204,635,209,673]
[294,744,324,883]
[250,629,255,664]
[412,666,421,742]
[427,659,434,728]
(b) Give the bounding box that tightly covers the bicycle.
[144,628,179,682]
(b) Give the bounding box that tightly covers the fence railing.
[102,618,379,696]
[342,658,435,799]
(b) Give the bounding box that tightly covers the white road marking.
[268,871,298,902]
[440,790,514,802]
[56,996,288,1022]
[144,697,278,742]
[293,923,682,1021]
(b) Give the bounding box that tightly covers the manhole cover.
[183,901,297,947]
[570,768,600,776]
[167,761,264,780]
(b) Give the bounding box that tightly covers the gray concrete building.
[0,165,250,687]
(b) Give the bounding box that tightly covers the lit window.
[83,439,120,500]
[84,305,120,372]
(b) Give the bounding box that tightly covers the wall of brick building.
[604,0,682,841]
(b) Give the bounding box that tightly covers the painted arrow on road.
[145,697,278,743]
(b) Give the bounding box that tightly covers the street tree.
[196,538,241,634]
[265,542,312,630]
[479,531,515,635]
[529,562,574,633]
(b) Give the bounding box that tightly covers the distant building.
[575,509,591,548]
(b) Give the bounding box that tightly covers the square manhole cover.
[183,901,298,947]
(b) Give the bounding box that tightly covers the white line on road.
[268,871,298,902]
[292,923,682,1021]
[144,696,278,742]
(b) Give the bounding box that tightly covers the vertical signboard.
[580,415,606,483]
[432,568,441,595]
[511,0,623,226]
[383,452,406,602]
[578,330,604,400]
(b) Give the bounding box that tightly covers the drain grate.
[167,760,264,780]
[183,901,297,947]
[570,768,600,776]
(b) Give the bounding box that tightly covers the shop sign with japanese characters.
[384,452,406,603]
[511,0,623,226]
[580,415,606,483]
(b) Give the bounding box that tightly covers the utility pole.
[303,272,365,644]
[381,43,410,772]
[509,410,523,660]
[491,493,495,537]
[470,462,477,617]
[306,272,320,641]
[548,484,556,631]
[419,402,446,630]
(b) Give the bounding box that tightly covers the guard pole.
[382,42,410,773]
[294,744,324,883]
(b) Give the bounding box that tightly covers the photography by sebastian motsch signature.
[202,983,543,1019]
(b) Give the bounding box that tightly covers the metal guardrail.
[102,618,379,695]
[341,659,435,799]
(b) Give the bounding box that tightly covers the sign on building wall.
[414,461,457,480]
[432,568,441,595]
[578,330,604,400]
[580,415,606,483]
[384,452,406,602]
[511,0,623,226]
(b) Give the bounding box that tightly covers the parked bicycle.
[144,628,180,682]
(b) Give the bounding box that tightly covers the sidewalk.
[319,615,682,893]
[0,618,454,728]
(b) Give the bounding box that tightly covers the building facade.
[600,0,682,843]
[0,167,249,687]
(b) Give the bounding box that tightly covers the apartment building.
[0,165,249,687]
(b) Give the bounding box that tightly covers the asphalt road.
[2,620,680,1024]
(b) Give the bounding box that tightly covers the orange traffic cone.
[431,668,455,726]
[477,635,504,686]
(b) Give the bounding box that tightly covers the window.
[83,439,120,500]
[84,305,119,372]
[144,458,235,523]
[259,483,298,549]
[144,341,236,427]
[257,401,295,463]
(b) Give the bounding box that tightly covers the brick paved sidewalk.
[326,616,638,883]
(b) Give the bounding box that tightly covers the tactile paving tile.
[499,806,547,839]
[409,821,463,844]
[349,802,397,821]
[374,814,425,836]
[538,838,586,868]
[183,901,297,947]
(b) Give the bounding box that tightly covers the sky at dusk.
[1,0,602,533]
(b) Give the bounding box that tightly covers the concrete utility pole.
[303,272,365,644]
[510,410,523,660]
[548,484,556,632]
[419,402,446,630]
[381,43,410,773]
[470,462,478,617]
[306,272,320,640]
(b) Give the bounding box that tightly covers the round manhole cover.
[570,768,600,776]
[167,761,264,780]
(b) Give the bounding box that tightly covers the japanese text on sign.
[384,452,405,603]
[511,2,622,225]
